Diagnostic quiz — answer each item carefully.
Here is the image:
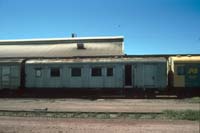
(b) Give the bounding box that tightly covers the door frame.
[124,64,132,87]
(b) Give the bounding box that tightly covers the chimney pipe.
[72,33,77,38]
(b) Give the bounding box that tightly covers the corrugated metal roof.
[26,57,166,64]
[0,36,123,58]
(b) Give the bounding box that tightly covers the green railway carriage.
[24,57,167,91]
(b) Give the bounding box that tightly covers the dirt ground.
[0,116,198,133]
[0,98,199,112]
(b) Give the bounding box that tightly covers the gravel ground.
[0,116,199,133]
[0,98,199,112]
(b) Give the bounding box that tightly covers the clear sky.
[0,0,199,55]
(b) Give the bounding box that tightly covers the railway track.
[0,109,198,121]
[0,110,163,119]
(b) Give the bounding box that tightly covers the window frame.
[106,67,114,77]
[50,67,60,77]
[91,67,102,77]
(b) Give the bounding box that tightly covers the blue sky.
[0,0,199,54]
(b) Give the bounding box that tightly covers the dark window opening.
[107,67,113,76]
[92,67,102,76]
[51,68,60,77]
[125,65,132,86]
[71,68,81,77]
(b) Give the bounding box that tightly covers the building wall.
[0,37,124,58]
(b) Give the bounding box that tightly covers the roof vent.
[77,43,85,49]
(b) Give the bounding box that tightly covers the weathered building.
[0,36,124,58]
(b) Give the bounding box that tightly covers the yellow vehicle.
[169,56,200,95]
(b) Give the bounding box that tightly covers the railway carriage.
[24,57,167,93]
[25,58,124,89]
[0,36,199,97]
[169,56,200,95]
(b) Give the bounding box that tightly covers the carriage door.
[125,65,132,86]
[143,65,156,87]
[2,66,10,88]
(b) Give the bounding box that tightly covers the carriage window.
[107,67,113,76]
[71,68,81,77]
[51,68,60,77]
[177,66,185,75]
[35,68,42,77]
[92,67,102,76]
